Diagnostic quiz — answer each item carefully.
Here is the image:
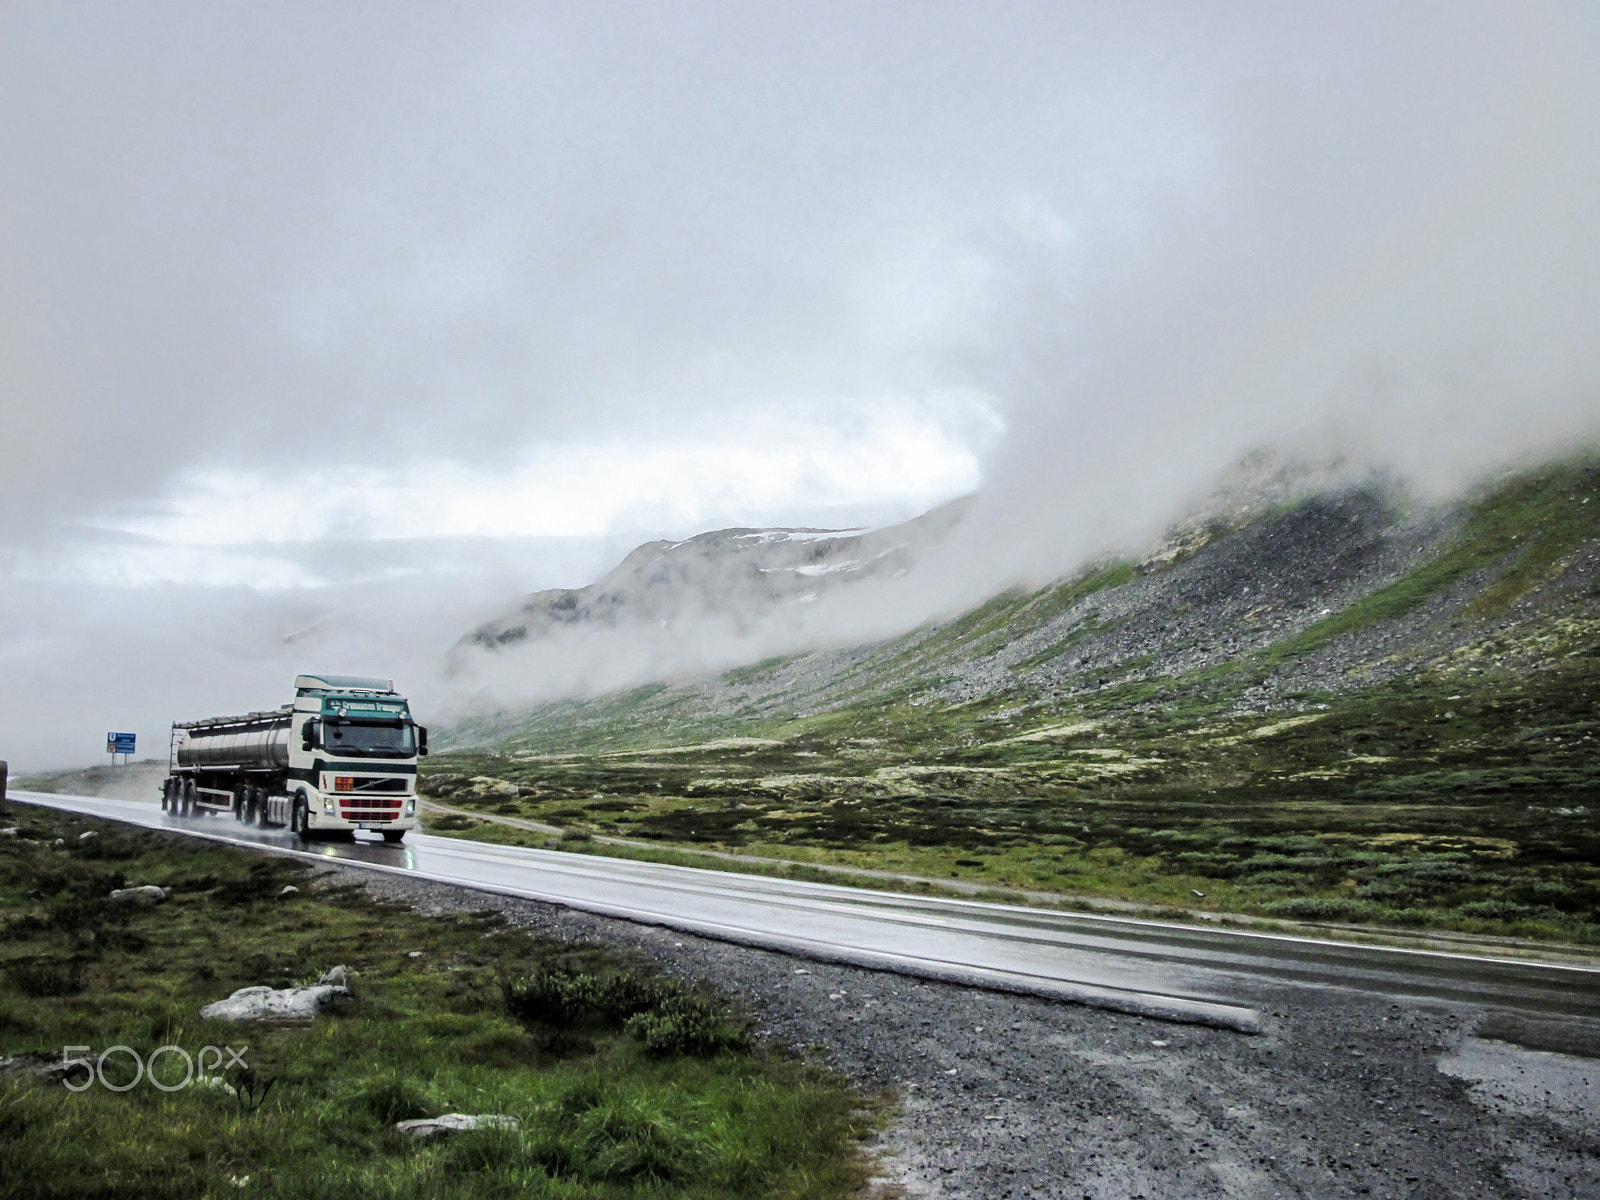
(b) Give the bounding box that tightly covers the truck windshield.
[322,721,416,758]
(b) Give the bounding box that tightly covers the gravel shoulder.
[334,864,1600,1200]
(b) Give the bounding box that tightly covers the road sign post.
[107,733,136,766]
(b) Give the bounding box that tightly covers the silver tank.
[174,712,291,771]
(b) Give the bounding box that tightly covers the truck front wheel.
[291,795,310,840]
[381,830,405,844]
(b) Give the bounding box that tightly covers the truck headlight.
[405,799,415,816]
[323,796,334,813]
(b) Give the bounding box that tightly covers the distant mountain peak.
[459,496,973,651]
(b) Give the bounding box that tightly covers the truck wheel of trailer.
[181,780,196,818]
[382,830,405,844]
[160,778,171,813]
[254,788,272,828]
[232,786,246,822]
[291,794,310,840]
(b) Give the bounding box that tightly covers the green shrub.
[503,967,743,1056]
[1245,870,1322,889]
[625,992,738,1057]
[1263,897,1376,922]
[1456,899,1552,922]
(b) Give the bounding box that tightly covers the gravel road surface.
[340,866,1600,1200]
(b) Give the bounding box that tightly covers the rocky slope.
[450,455,1599,749]
[425,455,1599,942]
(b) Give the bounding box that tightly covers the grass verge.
[0,801,885,1200]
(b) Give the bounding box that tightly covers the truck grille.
[340,797,405,822]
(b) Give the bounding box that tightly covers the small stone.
[1151,1040,1170,1048]
[78,831,98,841]
[52,838,65,848]
[394,1113,519,1141]
[0,827,18,838]
[317,965,349,988]
[109,885,167,905]
[407,950,423,958]
[279,885,300,896]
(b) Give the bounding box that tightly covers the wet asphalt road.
[10,790,1599,1031]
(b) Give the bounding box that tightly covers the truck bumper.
[307,812,420,833]
[305,791,418,832]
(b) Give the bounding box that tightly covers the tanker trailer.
[162,674,427,843]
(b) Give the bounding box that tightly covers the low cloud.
[4,2,1599,767]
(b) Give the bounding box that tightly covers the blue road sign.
[108,732,136,755]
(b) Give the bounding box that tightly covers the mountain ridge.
[424,453,1599,944]
[459,495,974,651]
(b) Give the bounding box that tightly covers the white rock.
[394,1114,520,1140]
[109,885,167,905]
[52,838,65,848]
[0,827,18,838]
[200,976,351,1022]
[78,831,98,841]
[317,964,349,988]
[279,885,299,896]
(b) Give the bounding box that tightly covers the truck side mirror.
[301,719,317,751]
[417,726,428,756]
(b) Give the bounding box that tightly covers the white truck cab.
[164,674,426,843]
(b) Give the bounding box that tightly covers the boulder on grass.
[109,885,167,905]
[395,1114,520,1140]
[200,965,353,1022]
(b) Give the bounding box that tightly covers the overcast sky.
[4,2,1599,769]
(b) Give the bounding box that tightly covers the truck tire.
[291,794,310,840]
[381,830,405,844]
[181,779,196,818]
[161,778,173,813]
[233,787,246,822]
[255,788,273,828]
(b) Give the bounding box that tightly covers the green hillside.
[428,457,1600,944]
